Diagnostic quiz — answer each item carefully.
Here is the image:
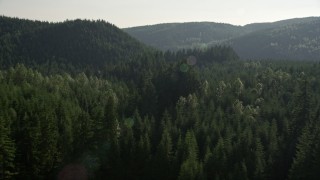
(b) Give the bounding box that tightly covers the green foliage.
[0,116,16,179]
[1,59,320,180]
[178,131,203,180]
[1,16,320,179]
[0,16,149,69]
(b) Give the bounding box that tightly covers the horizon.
[1,14,319,29]
[1,0,320,28]
[122,16,320,28]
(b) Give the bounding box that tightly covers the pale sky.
[0,0,320,28]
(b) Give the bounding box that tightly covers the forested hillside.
[230,19,320,60]
[242,17,320,33]
[1,17,320,180]
[124,22,244,50]
[0,16,149,69]
[124,17,320,60]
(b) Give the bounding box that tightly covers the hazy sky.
[1,0,320,28]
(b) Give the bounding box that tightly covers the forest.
[125,17,320,61]
[1,17,320,179]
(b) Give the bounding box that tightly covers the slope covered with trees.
[1,16,320,179]
[0,16,149,69]
[124,17,320,61]
[242,17,320,33]
[230,19,320,60]
[124,22,244,51]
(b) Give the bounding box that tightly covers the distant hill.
[242,17,320,33]
[230,19,320,60]
[0,16,149,67]
[124,17,320,60]
[124,22,245,50]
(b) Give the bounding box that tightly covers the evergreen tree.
[0,116,16,179]
[254,138,266,179]
[154,127,173,179]
[233,161,249,180]
[178,131,203,180]
[289,118,319,180]
[291,77,310,138]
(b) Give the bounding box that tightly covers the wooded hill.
[0,16,149,69]
[1,16,320,180]
[124,17,320,60]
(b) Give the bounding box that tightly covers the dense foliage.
[0,16,149,68]
[1,57,320,179]
[1,17,320,180]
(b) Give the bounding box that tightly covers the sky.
[0,0,320,28]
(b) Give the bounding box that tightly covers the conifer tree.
[254,138,266,179]
[178,131,203,180]
[0,116,16,179]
